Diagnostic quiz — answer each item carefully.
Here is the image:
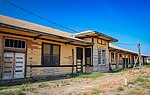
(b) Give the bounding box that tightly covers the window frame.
[98,49,106,65]
[4,38,26,50]
[42,42,60,66]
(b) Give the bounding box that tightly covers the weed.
[116,86,124,92]
[0,86,7,90]
[60,80,70,86]
[92,87,101,94]
[38,83,50,88]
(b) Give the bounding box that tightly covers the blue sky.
[0,0,150,55]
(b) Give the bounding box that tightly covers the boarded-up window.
[5,38,26,49]
[42,43,60,66]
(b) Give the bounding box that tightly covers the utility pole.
[138,43,141,66]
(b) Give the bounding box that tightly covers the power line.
[3,0,78,33]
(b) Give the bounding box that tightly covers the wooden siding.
[0,33,88,79]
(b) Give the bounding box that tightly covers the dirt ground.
[0,68,150,95]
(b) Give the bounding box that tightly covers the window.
[97,39,102,44]
[5,38,26,49]
[102,40,106,45]
[42,43,60,66]
[111,53,114,59]
[98,50,102,64]
[120,54,122,58]
[98,50,106,64]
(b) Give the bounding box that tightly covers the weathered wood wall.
[0,33,86,79]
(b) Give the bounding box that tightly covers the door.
[14,53,25,78]
[3,53,14,80]
[76,47,83,73]
[3,52,25,79]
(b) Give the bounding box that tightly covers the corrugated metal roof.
[0,15,92,44]
[74,30,118,42]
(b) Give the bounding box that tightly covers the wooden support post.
[72,49,74,74]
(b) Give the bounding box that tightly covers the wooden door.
[3,53,14,80]
[76,47,83,73]
[14,53,25,78]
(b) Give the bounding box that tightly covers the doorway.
[76,47,83,73]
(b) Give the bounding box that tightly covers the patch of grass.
[140,82,150,89]
[60,80,70,86]
[92,87,101,94]
[144,65,150,68]
[20,83,36,91]
[110,69,128,73]
[116,86,124,92]
[0,86,7,90]
[15,89,25,95]
[115,93,121,95]
[32,90,38,93]
[125,90,144,95]
[73,72,104,78]
[0,90,14,95]
[0,89,25,95]
[134,77,149,83]
[38,83,50,88]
